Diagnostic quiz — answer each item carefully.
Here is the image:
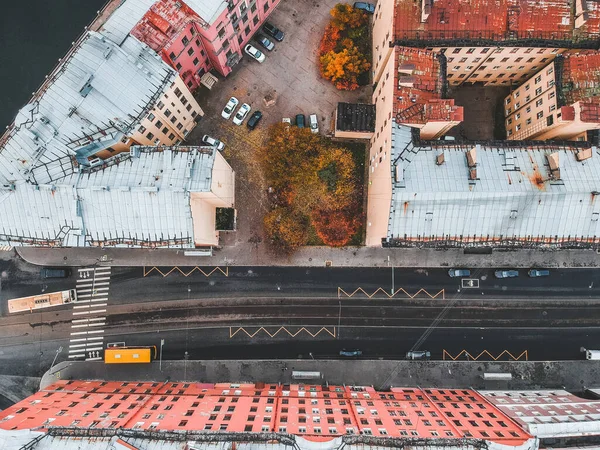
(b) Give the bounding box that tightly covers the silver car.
[233,103,251,125]
[202,135,225,151]
[221,97,239,120]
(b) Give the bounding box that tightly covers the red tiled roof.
[561,52,600,104]
[394,0,599,41]
[394,47,463,124]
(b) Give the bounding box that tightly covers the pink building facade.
[132,0,283,91]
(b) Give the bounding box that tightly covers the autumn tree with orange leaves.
[258,124,364,252]
[318,3,371,91]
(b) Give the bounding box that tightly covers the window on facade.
[193,57,199,66]
[264,1,269,12]
[240,1,247,13]
[526,118,531,125]
[177,123,183,130]
[146,132,154,140]
[222,40,230,51]
[169,52,176,60]
[245,25,251,35]
[242,14,248,24]
[164,109,172,117]
[535,75,542,84]
[138,125,146,134]
[251,3,257,13]
[218,28,226,39]
[537,111,543,119]
[176,63,182,70]
[536,99,543,107]
[187,47,194,57]
[526,106,531,113]
[155,120,163,128]
[253,16,259,26]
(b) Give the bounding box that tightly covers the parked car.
[244,44,265,63]
[247,111,263,130]
[255,33,275,51]
[282,117,291,125]
[353,2,375,13]
[340,349,362,357]
[528,269,550,277]
[201,135,225,151]
[406,350,431,360]
[295,114,305,128]
[221,96,239,119]
[448,269,471,278]
[233,103,251,125]
[41,268,69,279]
[309,114,319,134]
[495,270,519,279]
[263,22,284,42]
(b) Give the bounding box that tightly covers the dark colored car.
[340,349,362,357]
[255,33,275,51]
[247,111,263,130]
[41,268,69,278]
[353,2,375,13]
[528,269,550,277]
[263,22,284,42]
[295,114,305,128]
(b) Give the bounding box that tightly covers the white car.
[309,114,319,134]
[244,44,265,63]
[202,135,225,151]
[221,97,239,119]
[233,103,251,125]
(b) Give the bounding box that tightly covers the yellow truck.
[8,289,77,313]
[104,346,156,364]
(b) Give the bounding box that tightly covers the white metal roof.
[387,123,600,244]
[0,31,176,185]
[99,0,157,45]
[185,0,228,24]
[0,147,217,248]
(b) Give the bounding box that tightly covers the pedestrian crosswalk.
[68,267,111,361]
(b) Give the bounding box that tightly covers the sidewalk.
[15,245,600,268]
[41,359,600,392]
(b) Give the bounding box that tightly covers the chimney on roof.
[398,75,416,88]
[576,147,593,162]
[398,64,416,75]
[547,152,560,179]
[466,146,477,168]
[421,0,433,23]
[575,0,589,28]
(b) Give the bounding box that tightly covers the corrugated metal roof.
[0,31,176,186]
[387,123,600,244]
[100,0,157,45]
[0,147,216,248]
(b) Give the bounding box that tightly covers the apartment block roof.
[394,0,599,43]
[387,124,600,246]
[0,147,217,248]
[0,380,532,447]
[560,52,600,105]
[0,31,176,186]
[480,390,600,439]
[394,47,463,125]
[131,0,200,53]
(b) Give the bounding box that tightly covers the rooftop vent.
[78,74,94,98]
[466,146,478,168]
[436,152,445,165]
[576,147,593,161]
[547,152,560,179]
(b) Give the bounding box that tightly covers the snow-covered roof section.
[0,147,217,248]
[185,0,228,24]
[0,31,176,185]
[99,0,157,45]
[387,124,600,245]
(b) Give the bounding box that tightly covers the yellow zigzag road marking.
[338,287,445,300]
[143,266,229,278]
[230,326,336,339]
[442,349,528,361]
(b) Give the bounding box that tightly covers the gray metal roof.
[99,0,157,45]
[0,147,217,248]
[0,31,176,186]
[387,123,600,245]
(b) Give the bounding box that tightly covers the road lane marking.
[90,298,108,303]
[69,343,87,348]
[71,324,90,329]
[87,330,105,334]
[68,354,85,359]
[88,317,106,322]
[77,281,110,287]
[86,357,103,361]
[70,338,87,343]
[72,319,90,324]
[89,309,107,314]
[70,331,89,336]
[87,336,104,341]
[85,347,103,352]
[77,287,109,293]
[88,322,105,327]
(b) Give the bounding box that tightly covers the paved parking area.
[187,0,372,251]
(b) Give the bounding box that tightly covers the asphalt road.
[1,261,600,377]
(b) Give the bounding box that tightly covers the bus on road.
[104,346,157,364]
[8,289,77,313]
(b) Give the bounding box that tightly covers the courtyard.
[187,0,372,253]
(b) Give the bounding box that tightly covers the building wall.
[130,76,204,148]
[441,46,564,86]
[372,0,395,84]
[163,22,213,91]
[190,151,235,247]
[504,61,558,140]
[367,54,396,246]
[196,0,282,77]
